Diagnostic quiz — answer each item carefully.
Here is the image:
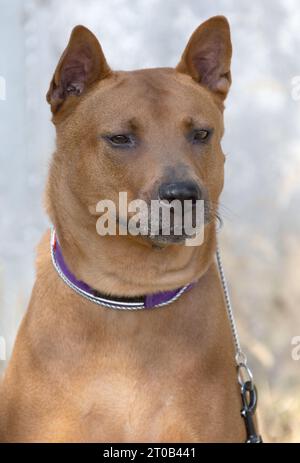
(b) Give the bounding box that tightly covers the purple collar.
[50,228,194,310]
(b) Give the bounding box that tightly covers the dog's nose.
[158,181,202,204]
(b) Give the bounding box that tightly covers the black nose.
[158,181,202,204]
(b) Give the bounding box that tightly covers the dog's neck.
[50,212,216,299]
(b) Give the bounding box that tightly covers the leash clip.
[237,358,263,443]
[240,380,263,443]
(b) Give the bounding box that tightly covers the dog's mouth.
[94,194,216,246]
[148,199,212,245]
[115,199,213,246]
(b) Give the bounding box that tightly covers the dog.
[0,16,247,442]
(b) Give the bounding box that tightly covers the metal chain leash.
[216,239,263,443]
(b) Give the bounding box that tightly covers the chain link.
[216,244,254,388]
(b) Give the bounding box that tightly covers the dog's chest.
[74,356,200,442]
[67,356,243,443]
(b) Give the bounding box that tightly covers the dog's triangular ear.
[46,25,111,114]
[176,16,232,105]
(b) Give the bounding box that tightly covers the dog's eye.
[107,134,135,147]
[191,129,210,143]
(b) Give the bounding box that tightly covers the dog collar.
[50,228,194,310]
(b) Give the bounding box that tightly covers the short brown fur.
[0,16,248,442]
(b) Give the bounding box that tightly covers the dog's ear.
[47,25,111,114]
[176,16,232,104]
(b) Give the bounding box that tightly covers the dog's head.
[46,16,231,248]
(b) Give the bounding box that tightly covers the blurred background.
[0,0,300,442]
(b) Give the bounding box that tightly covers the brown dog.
[0,16,247,442]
